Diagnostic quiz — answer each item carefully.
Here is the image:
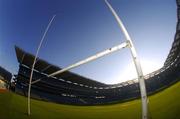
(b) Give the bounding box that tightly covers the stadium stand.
[14,1,180,105]
[0,66,12,83]
[0,66,12,91]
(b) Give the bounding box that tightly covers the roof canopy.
[15,46,107,87]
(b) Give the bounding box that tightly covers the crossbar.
[31,41,129,84]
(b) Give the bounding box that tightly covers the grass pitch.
[0,82,179,119]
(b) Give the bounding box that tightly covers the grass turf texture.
[0,82,179,119]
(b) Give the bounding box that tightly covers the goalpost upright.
[27,15,56,115]
[104,1,148,119]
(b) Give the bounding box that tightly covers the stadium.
[0,0,180,119]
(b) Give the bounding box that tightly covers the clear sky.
[0,0,176,84]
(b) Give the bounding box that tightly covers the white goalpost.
[28,0,148,119]
[27,15,56,115]
[104,1,148,119]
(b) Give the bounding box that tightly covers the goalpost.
[104,1,148,119]
[27,15,56,115]
[28,0,148,119]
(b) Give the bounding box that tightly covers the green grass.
[0,82,179,119]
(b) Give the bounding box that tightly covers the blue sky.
[0,0,176,84]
